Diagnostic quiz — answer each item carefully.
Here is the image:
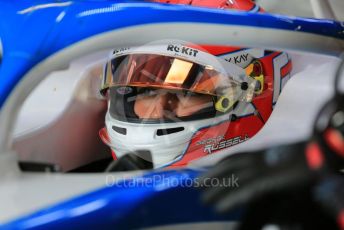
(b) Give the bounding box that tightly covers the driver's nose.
[134,93,171,119]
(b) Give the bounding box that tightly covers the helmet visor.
[101,50,257,123]
[101,53,246,97]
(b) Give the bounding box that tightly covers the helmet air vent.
[112,126,127,135]
[156,127,185,136]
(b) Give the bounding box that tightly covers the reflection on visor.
[164,58,194,84]
[101,54,239,96]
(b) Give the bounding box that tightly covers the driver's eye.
[147,89,158,96]
[138,88,157,96]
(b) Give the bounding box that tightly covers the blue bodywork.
[0,1,343,229]
[1,169,244,229]
[0,0,343,108]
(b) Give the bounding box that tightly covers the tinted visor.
[102,53,256,123]
[101,54,240,97]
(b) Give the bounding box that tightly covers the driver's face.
[134,90,213,119]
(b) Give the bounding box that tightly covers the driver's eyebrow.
[127,89,155,103]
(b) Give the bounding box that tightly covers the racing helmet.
[99,0,293,168]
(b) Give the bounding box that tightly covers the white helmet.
[98,43,274,168]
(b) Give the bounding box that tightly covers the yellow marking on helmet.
[215,96,236,113]
[245,61,264,95]
[253,74,264,94]
[245,63,254,76]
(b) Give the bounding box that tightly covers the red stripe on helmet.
[99,127,118,160]
[281,59,292,78]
